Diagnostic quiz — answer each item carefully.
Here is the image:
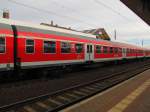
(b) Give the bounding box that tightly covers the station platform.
[60,69,150,112]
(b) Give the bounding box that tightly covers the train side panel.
[0,23,14,71]
[16,26,86,69]
[94,45,122,62]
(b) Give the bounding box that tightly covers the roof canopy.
[121,0,150,25]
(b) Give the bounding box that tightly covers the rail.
[0,62,150,112]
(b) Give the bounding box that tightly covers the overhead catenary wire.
[93,0,132,21]
[6,0,132,27]
[47,0,135,31]
[40,0,115,29]
[7,0,99,28]
[1,0,149,46]
[49,0,93,19]
[53,0,131,22]
[5,0,141,33]
[48,0,111,29]
[46,0,131,27]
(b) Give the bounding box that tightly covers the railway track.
[0,61,150,112]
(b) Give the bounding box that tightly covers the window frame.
[0,37,6,54]
[25,39,35,54]
[87,45,90,53]
[90,45,93,53]
[95,45,102,54]
[103,46,108,54]
[96,45,101,54]
[114,47,118,54]
[110,47,113,54]
[119,48,122,53]
[75,43,84,54]
[43,40,56,54]
[61,41,71,54]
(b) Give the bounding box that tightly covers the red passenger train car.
[0,18,150,74]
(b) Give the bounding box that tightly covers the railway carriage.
[0,18,150,74]
[0,22,14,72]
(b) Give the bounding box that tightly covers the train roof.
[0,18,148,50]
[0,18,96,39]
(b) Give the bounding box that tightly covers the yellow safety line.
[108,79,150,112]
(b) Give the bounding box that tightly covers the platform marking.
[108,79,150,112]
[60,70,150,112]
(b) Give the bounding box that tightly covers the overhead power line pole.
[142,39,144,47]
[114,29,117,40]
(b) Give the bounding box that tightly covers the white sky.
[0,0,150,47]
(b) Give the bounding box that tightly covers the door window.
[87,45,90,53]
[90,45,92,53]
[87,45,92,53]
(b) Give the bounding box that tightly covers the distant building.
[40,21,75,31]
[41,22,110,40]
[82,28,111,41]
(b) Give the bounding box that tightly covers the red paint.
[0,29,14,64]
[0,28,149,67]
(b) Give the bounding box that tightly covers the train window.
[96,45,101,53]
[133,49,135,53]
[119,48,122,53]
[0,37,5,53]
[114,48,118,53]
[61,42,71,53]
[129,49,131,53]
[130,49,132,53]
[131,49,134,53]
[87,45,90,53]
[26,39,34,53]
[44,41,56,53]
[103,46,107,54]
[127,49,129,53]
[75,44,83,53]
[110,47,113,53]
[90,45,92,53]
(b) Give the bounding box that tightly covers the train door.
[85,44,94,61]
[122,48,126,58]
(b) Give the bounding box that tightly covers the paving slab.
[60,69,150,112]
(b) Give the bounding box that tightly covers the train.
[0,18,150,75]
